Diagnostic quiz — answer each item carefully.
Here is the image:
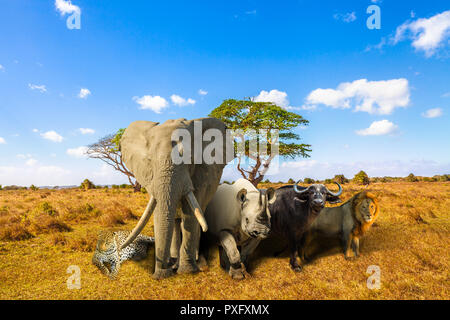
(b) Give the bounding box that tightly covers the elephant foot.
[229,263,249,280]
[168,257,179,270]
[177,261,200,274]
[153,268,174,280]
[196,255,208,271]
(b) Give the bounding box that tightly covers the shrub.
[324,179,333,184]
[263,179,271,183]
[406,173,418,182]
[80,179,95,190]
[333,174,349,184]
[30,202,58,218]
[353,171,370,185]
[287,178,295,184]
[303,178,315,184]
[0,223,33,241]
[30,185,39,191]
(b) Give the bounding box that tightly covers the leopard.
[92,230,154,279]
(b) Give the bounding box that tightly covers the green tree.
[210,99,311,186]
[86,129,141,192]
[287,178,295,184]
[353,171,370,185]
[30,185,39,191]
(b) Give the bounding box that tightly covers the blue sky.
[0,0,449,186]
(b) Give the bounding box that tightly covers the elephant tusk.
[185,191,208,232]
[120,195,157,250]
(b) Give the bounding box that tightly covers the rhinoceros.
[202,178,276,279]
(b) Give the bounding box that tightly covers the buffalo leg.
[288,237,302,272]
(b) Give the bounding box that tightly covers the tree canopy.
[210,99,311,186]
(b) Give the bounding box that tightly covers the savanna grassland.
[0,182,448,300]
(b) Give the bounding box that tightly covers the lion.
[299,191,379,260]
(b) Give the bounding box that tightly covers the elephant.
[119,117,234,279]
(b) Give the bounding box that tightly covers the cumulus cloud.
[79,128,95,134]
[170,94,196,106]
[78,88,91,99]
[54,0,80,15]
[0,64,4,72]
[133,95,169,113]
[198,89,208,96]
[304,78,410,115]
[333,12,357,23]
[422,108,443,118]
[66,146,88,158]
[40,130,64,143]
[393,10,450,57]
[0,137,5,144]
[356,120,399,136]
[28,83,47,93]
[253,89,290,108]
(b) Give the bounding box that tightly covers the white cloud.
[422,108,443,118]
[79,128,95,134]
[54,0,80,15]
[133,95,169,113]
[253,89,290,108]
[170,94,196,107]
[28,83,47,93]
[26,158,37,166]
[356,120,399,136]
[441,92,450,98]
[78,88,91,99]
[0,64,4,72]
[393,10,450,57]
[0,137,5,144]
[304,78,410,115]
[40,131,64,143]
[67,146,88,158]
[198,89,208,96]
[333,12,357,23]
[32,129,39,133]
[0,164,71,186]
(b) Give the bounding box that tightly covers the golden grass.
[0,182,448,300]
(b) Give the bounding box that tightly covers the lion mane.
[350,191,379,236]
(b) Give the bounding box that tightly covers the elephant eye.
[246,218,249,224]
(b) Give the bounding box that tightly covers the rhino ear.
[266,188,276,204]
[237,188,247,203]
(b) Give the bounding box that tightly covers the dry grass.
[0,182,448,300]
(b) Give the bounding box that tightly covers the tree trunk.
[133,182,142,192]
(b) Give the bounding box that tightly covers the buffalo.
[268,181,343,271]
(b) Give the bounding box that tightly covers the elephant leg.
[169,218,181,269]
[177,208,201,274]
[152,202,176,280]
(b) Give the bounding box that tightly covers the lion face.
[359,198,377,222]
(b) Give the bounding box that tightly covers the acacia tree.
[86,129,142,192]
[210,99,311,186]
